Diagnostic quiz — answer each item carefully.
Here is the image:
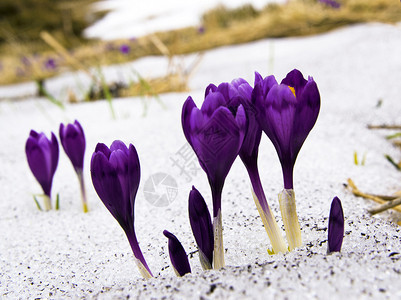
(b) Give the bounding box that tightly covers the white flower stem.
[213,210,225,269]
[251,189,287,254]
[134,257,153,279]
[77,171,88,213]
[278,189,302,250]
[43,194,52,211]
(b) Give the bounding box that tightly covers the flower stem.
[126,230,153,279]
[247,164,287,254]
[212,209,225,269]
[77,170,89,213]
[43,194,52,211]
[278,189,302,250]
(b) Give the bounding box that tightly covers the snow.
[1,21,401,299]
[84,0,287,40]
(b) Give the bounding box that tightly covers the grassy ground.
[0,0,400,99]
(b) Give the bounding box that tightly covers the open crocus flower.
[163,230,191,277]
[327,196,344,253]
[91,140,152,279]
[182,85,246,268]
[25,130,59,210]
[188,186,213,270]
[254,69,320,250]
[59,120,88,212]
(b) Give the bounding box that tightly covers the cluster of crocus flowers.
[26,130,59,210]
[59,120,88,212]
[90,141,153,279]
[182,69,320,262]
[26,120,88,212]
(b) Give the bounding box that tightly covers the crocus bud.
[59,120,85,172]
[163,230,191,277]
[91,140,152,279]
[60,120,88,212]
[327,196,344,253]
[188,186,213,270]
[25,130,59,210]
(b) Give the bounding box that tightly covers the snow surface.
[84,0,286,40]
[1,23,401,298]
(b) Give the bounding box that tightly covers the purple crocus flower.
[319,0,341,9]
[119,44,131,55]
[44,58,57,70]
[163,230,191,277]
[254,69,320,250]
[188,186,213,269]
[25,130,59,210]
[182,84,246,268]
[59,120,85,172]
[91,141,152,278]
[254,69,320,190]
[59,120,88,212]
[327,196,344,253]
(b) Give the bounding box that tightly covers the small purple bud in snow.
[188,186,213,269]
[327,196,344,253]
[120,44,131,55]
[59,120,85,172]
[25,130,59,198]
[163,230,191,276]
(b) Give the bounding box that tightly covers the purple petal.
[293,79,320,148]
[188,186,213,267]
[95,143,111,158]
[26,136,52,196]
[281,69,307,99]
[49,132,59,178]
[216,82,239,101]
[254,71,263,86]
[127,144,141,206]
[110,140,129,154]
[182,96,197,145]
[204,83,217,98]
[109,149,130,207]
[163,230,191,276]
[91,148,129,230]
[201,91,227,118]
[327,196,344,253]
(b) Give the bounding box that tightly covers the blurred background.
[0,0,400,101]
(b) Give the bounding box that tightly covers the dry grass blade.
[367,124,401,130]
[368,197,401,215]
[346,178,401,214]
